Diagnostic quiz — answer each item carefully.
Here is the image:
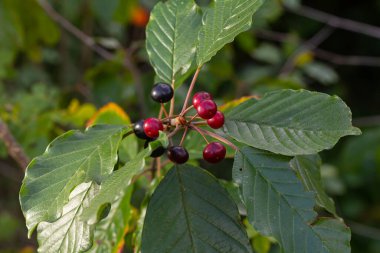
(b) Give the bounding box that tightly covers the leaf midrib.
[200,0,254,61]
[176,168,196,253]
[56,182,93,252]
[227,120,355,134]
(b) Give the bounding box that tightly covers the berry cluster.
[133,82,228,165]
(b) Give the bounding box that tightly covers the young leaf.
[20,125,128,236]
[141,165,252,253]
[233,147,351,253]
[37,182,99,253]
[224,89,361,156]
[81,133,168,224]
[290,155,337,216]
[197,0,264,66]
[146,0,202,87]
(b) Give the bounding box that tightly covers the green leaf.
[146,0,202,87]
[224,89,361,156]
[141,165,252,253]
[20,125,128,236]
[290,155,337,216]
[233,147,351,252]
[197,0,264,66]
[81,133,168,223]
[37,182,99,253]
[88,186,134,253]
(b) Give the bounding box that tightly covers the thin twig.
[192,125,238,151]
[158,105,164,119]
[256,29,380,67]
[353,115,380,127]
[347,220,380,241]
[38,0,147,116]
[179,127,188,146]
[285,4,380,40]
[188,114,199,124]
[191,121,207,126]
[280,26,334,76]
[167,125,181,139]
[182,105,194,116]
[190,125,209,144]
[169,80,175,117]
[314,49,380,67]
[161,104,169,118]
[38,0,113,60]
[181,67,202,114]
[0,119,30,171]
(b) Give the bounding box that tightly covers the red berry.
[207,111,225,129]
[193,92,212,108]
[143,118,164,138]
[197,100,217,119]
[167,146,189,164]
[203,142,226,163]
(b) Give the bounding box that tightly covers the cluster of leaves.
[17,0,362,252]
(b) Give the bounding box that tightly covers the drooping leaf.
[290,155,337,216]
[37,182,99,253]
[224,89,361,156]
[88,186,134,253]
[20,125,128,236]
[81,133,168,224]
[141,164,252,253]
[146,0,202,87]
[197,0,264,66]
[233,146,351,252]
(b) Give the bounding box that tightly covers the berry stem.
[188,113,199,124]
[191,124,238,151]
[179,127,188,146]
[191,121,208,126]
[161,104,169,118]
[181,105,194,116]
[158,106,164,119]
[181,67,202,114]
[167,125,180,139]
[169,80,175,117]
[190,125,209,144]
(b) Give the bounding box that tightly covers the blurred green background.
[1,0,380,252]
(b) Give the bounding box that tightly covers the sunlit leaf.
[146,0,202,87]
[197,0,264,66]
[20,125,128,236]
[224,89,361,156]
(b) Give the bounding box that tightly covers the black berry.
[151,82,174,103]
[167,146,189,164]
[134,120,149,139]
[144,140,166,157]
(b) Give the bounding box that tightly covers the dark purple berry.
[167,146,189,164]
[151,83,174,103]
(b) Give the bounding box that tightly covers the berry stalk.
[181,67,202,114]
[190,124,238,151]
